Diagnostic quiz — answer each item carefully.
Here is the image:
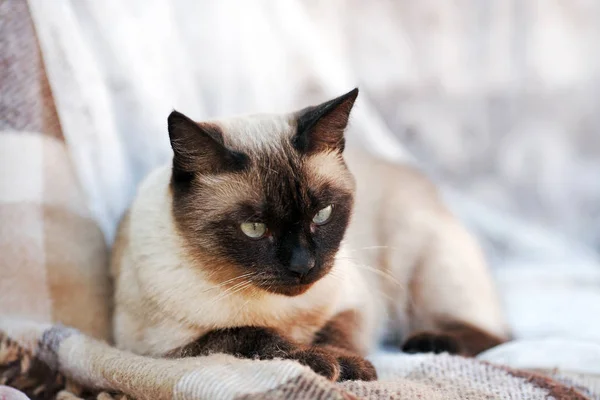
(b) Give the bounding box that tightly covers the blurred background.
[20,0,600,359]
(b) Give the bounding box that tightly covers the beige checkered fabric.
[0,1,597,399]
[0,321,595,400]
[0,0,111,341]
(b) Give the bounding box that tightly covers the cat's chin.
[258,267,332,296]
[264,283,315,297]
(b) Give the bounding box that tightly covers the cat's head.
[168,89,358,296]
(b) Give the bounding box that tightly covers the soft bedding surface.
[1,0,600,399]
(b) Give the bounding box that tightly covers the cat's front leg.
[166,326,343,381]
[312,310,377,381]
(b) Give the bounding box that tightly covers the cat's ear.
[168,110,247,179]
[293,88,358,154]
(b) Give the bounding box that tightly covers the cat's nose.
[288,248,315,276]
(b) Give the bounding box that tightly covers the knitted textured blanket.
[0,321,593,400]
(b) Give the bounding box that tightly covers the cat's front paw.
[302,346,377,382]
[334,352,377,381]
[288,348,341,381]
[286,347,377,382]
[402,332,461,355]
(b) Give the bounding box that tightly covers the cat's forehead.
[210,113,296,152]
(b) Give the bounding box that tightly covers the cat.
[111,88,510,382]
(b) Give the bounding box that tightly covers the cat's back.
[344,147,445,215]
[342,147,450,263]
[341,147,506,345]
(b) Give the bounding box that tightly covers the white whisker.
[210,278,255,304]
[335,255,401,286]
[201,272,257,293]
[346,245,397,252]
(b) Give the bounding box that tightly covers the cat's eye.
[240,222,267,239]
[312,204,334,225]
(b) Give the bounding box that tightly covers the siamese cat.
[111,89,509,381]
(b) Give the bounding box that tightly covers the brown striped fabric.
[0,1,598,399]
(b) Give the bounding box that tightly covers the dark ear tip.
[167,110,199,141]
[168,110,198,135]
[168,110,186,124]
[337,88,358,106]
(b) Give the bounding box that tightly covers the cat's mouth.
[256,266,330,296]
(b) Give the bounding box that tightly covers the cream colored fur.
[111,114,509,356]
[343,148,509,347]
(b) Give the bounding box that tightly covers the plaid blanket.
[0,1,597,399]
[0,320,595,400]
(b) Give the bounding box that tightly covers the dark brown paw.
[319,346,377,382]
[288,348,340,381]
[335,353,377,381]
[402,332,461,355]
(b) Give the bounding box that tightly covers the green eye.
[312,205,334,225]
[240,222,267,239]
